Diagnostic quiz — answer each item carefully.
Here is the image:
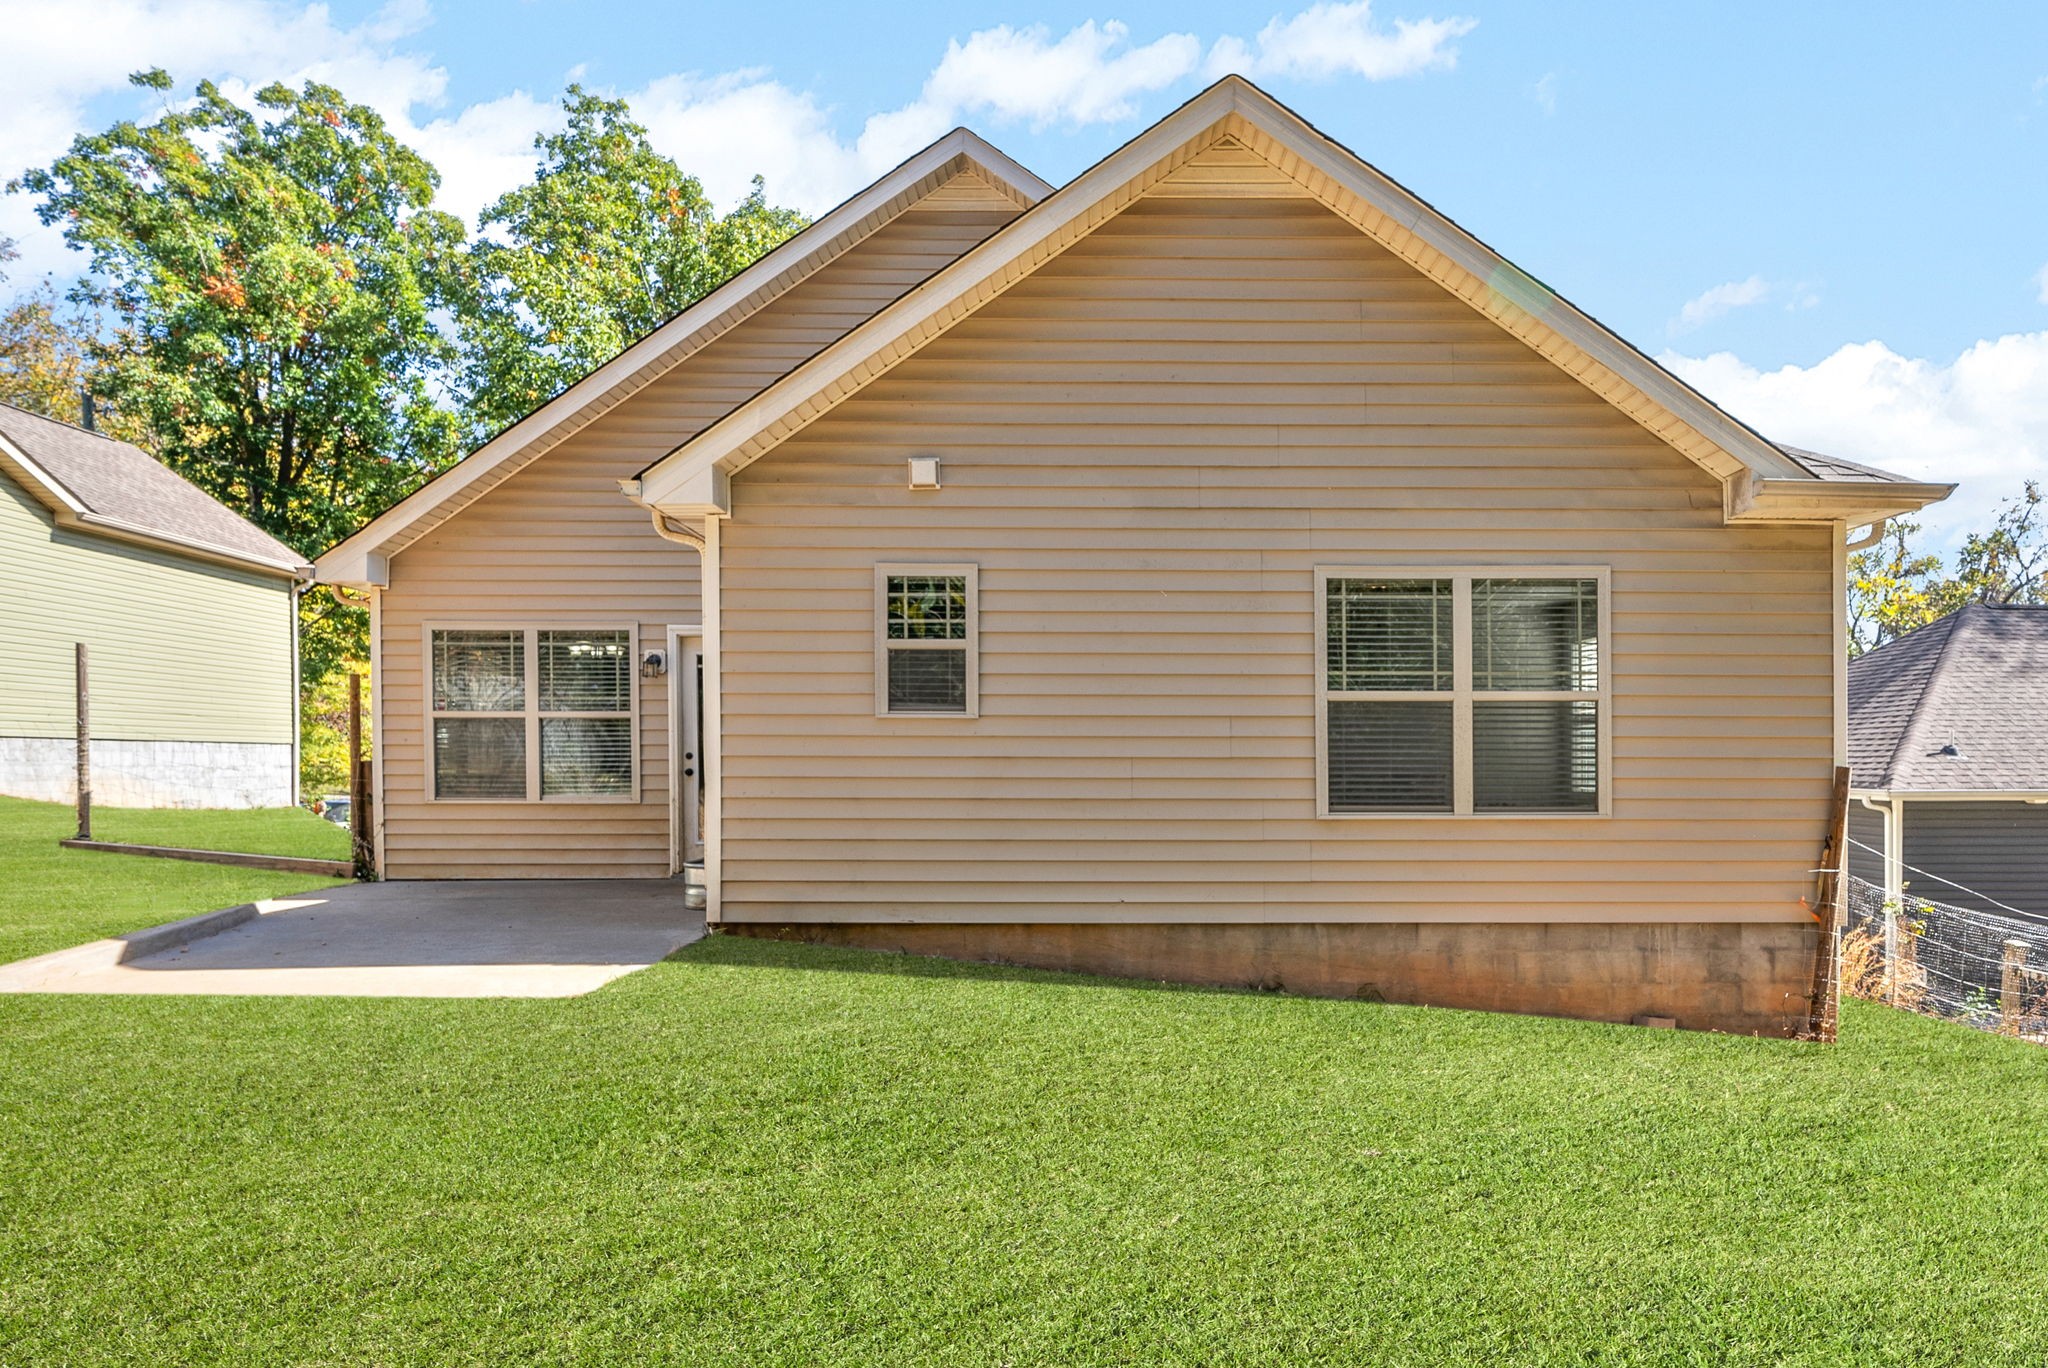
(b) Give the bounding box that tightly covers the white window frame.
[424,623,641,803]
[1314,566,1611,819]
[874,563,979,719]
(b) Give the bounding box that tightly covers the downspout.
[1844,519,1886,551]
[641,503,717,918]
[289,578,304,807]
[648,507,706,551]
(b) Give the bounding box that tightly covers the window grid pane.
[541,717,634,797]
[1473,700,1599,811]
[432,630,524,712]
[433,717,526,799]
[886,575,969,641]
[888,648,968,712]
[539,630,632,712]
[1326,699,1455,813]
[1326,578,1453,691]
[1472,579,1599,693]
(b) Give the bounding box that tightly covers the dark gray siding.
[1847,804,1886,889]
[1899,800,2048,921]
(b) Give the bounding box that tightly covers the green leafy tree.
[1847,483,2048,656]
[457,86,807,433]
[16,70,468,563]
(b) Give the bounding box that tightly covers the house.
[1848,604,2048,921]
[0,402,310,807]
[317,77,1952,1034]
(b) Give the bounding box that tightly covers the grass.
[3,924,2048,1364]
[0,797,347,964]
[84,799,351,862]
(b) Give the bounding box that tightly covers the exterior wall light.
[640,649,668,679]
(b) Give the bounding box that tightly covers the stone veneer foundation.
[723,920,1825,1037]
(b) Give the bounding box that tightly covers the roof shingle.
[1848,604,2048,791]
[0,402,306,574]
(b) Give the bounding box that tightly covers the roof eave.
[1726,473,1958,525]
[637,75,1841,513]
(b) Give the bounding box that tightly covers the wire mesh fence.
[1842,872,2048,1040]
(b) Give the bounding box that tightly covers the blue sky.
[4,0,2046,543]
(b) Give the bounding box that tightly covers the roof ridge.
[0,398,131,449]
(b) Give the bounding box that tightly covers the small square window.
[877,566,977,717]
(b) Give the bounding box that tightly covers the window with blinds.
[429,627,636,800]
[1318,570,1606,816]
[876,565,978,716]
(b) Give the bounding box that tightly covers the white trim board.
[316,130,1049,588]
[634,75,1950,530]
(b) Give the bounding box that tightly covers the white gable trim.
[315,129,1050,586]
[635,77,1940,525]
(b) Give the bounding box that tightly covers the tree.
[1846,484,2048,656]
[456,86,807,434]
[16,71,468,560]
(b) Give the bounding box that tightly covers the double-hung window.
[1317,568,1607,816]
[429,627,637,800]
[875,565,978,716]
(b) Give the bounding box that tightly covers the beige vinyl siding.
[378,202,1019,878]
[717,194,1837,925]
[0,469,293,744]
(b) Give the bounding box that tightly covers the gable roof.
[633,76,1952,528]
[1849,604,2048,792]
[316,128,1050,587]
[0,402,308,576]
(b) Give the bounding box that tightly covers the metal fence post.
[74,642,91,840]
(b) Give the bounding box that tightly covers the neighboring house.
[0,402,310,808]
[1848,604,2048,921]
[317,77,1951,1034]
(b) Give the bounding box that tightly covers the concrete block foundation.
[723,920,1825,1037]
[0,736,294,808]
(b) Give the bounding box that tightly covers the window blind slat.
[433,718,526,799]
[1326,578,1452,691]
[887,650,968,712]
[1327,699,1455,813]
[1473,701,1599,811]
[539,630,631,712]
[432,630,524,712]
[541,717,634,798]
[1472,579,1599,692]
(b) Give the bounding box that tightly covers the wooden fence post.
[1803,765,1851,1040]
[347,672,371,880]
[74,642,91,840]
[2001,940,2029,1035]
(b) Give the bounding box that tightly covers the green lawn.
[84,798,351,862]
[3,922,2047,1364]
[0,797,347,964]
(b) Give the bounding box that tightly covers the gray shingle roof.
[1777,444,1920,484]
[1848,604,2048,791]
[0,402,306,574]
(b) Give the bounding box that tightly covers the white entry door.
[673,632,705,868]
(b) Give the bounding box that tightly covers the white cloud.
[1208,2,1477,81]
[922,22,1202,128]
[1671,275,1771,333]
[1665,334,2048,546]
[0,1,1482,284]
[1533,72,1558,116]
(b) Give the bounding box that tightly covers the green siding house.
[0,403,310,808]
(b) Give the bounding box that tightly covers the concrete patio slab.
[0,880,703,998]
